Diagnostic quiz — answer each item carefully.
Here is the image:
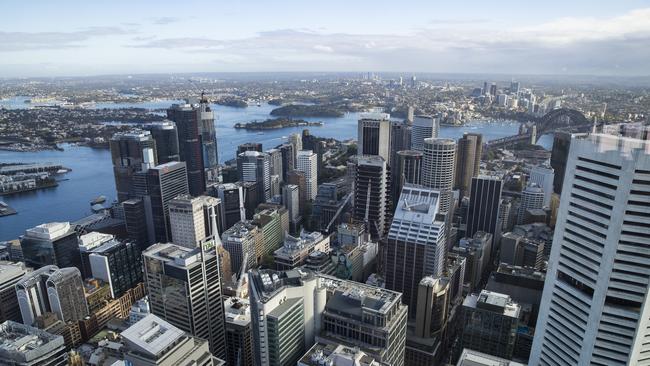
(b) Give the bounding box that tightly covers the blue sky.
[2,0,650,76]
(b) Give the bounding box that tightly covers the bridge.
[487,108,595,149]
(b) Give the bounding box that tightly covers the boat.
[90,195,106,205]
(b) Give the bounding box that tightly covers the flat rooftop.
[463,290,520,319]
[121,314,184,357]
[0,321,64,361]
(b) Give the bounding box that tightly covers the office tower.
[358,112,392,166]
[337,222,365,247]
[145,161,190,243]
[312,183,349,232]
[143,120,180,164]
[499,232,545,270]
[454,133,483,198]
[88,238,143,298]
[143,243,226,359]
[0,262,26,323]
[287,170,307,211]
[384,185,447,317]
[240,182,259,220]
[392,150,423,205]
[490,83,497,96]
[466,176,503,240]
[282,184,301,231]
[414,276,450,339]
[457,349,524,366]
[516,183,544,224]
[530,134,650,365]
[167,97,218,196]
[278,144,294,182]
[274,231,330,270]
[452,232,493,291]
[122,198,150,249]
[499,198,514,232]
[20,222,80,271]
[78,232,114,278]
[422,138,456,213]
[122,314,222,366]
[224,297,253,366]
[549,131,572,194]
[460,290,520,360]
[296,150,318,201]
[407,106,415,123]
[353,156,391,240]
[288,133,302,162]
[411,115,438,152]
[483,81,489,95]
[301,131,324,178]
[266,148,283,183]
[214,183,246,232]
[299,343,389,366]
[391,120,411,170]
[411,75,417,88]
[169,195,222,248]
[251,208,287,259]
[510,81,521,94]
[110,130,157,202]
[237,142,263,155]
[0,321,67,366]
[16,266,88,325]
[529,165,554,207]
[222,221,261,274]
[249,269,407,366]
[238,150,271,202]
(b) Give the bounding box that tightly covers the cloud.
[0,27,131,52]
[151,16,181,25]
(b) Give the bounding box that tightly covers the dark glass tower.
[109,130,157,203]
[145,162,190,243]
[550,131,572,194]
[392,150,422,204]
[466,176,503,242]
[144,120,180,164]
[167,96,218,196]
[353,155,391,240]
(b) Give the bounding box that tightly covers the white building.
[411,115,439,152]
[297,150,318,201]
[517,183,545,224]
[169,194,221,248]
[530,134,650,365]
[529,165,555,207]
[422,138,456,213]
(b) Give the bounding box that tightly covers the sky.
[1,0,650,77]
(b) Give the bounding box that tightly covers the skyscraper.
[223,297,253,366]
[88,238,143,298]
[169,194,222,248]
[214,183,246,232]
[422,138,456,213]
[222,221,261,275]
[517,183,545,224]
[391,120,411,170]
[454,133,482,198]
[392,150,423,204]
[167,97,218,196]
[16,266,88,325]
[143,243,226,360]
[109,130,157,202]
[358,112,392,166]
[549,131,572,194]
[282,184,301,232]
[287,170,307,214]
[288,133,302,163]
[466,176,503,240]
[237,142,263,155]
[296,150,318,201]
[0,262,26,323]
[20,222,80,272]
[237,150,271,202]
[266,148,283,183]
[143,120,180,164]
[530,134,650,365]
[353,156,391,240]
[411,115,438,152]
[145,161,190,243]
[529,165,555,207]
[384,185,447,317]
[278,144,294,182]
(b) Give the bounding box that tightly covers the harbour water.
[0,100,550,240]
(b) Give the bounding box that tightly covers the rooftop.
[463,290,520,319]
[274,230,326,257]
[78,232,115,251]
[24,222,71,241]
[0,321,64,362]
[224,297,250,326]
[456,348,524,366]
[121,314,184,357]
[299,342,389,366]
[143,243,213,268]
[0,261,26,285]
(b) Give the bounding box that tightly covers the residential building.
[517,184,545,225]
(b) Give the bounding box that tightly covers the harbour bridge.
[487,108,595,149]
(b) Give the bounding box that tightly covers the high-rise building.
[16,266,88,325]
[109,130,157,202]
[0,262,26,323]
[384,185,447,318]
[88,238,142,298]
[353,156,391,240]
[20,222,80,272]
[167,97,218,196]
[392,150,423,205]
[224,297,253,366]
[0,321,67,366]
[454,133,482,198]
[78,232,114,278]
[278,144,295,182]
[249,269,407,366]
[122,314,222,366]
[266,148,283,183]
[452,232,493,292]
[358,112,392,166]
[169,195,222,248]
[287,170,307,213]
[312,183,349,232]
[466,176,503,241]
[422,138,456,213]
[288,134,302,163]
[517,183,544,224]
[143,120,180,164]
[282,184,301,231]
[530,134,650,365]
[237,142,263,155]
[549,131,572,195]
[251,208,288,260]
[240,181,259,220]
[529,165,554,207]
[237,150,271,202]
[391,121,411,170]
[214,183,246,232]
[296,150,318,201]
[490,83,497,96]
[222,221,261,274]
[143,243,226,360]
[145,161,190,243]
[411,115,439,152]
[460,290,520,360]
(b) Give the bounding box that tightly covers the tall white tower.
[411,115,439,152]
[296,150,318,201]
[530,134,650,366]
[422,138,456,213]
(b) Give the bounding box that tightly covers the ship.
[90,195,106,205]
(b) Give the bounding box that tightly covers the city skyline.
[1,0,650,77]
